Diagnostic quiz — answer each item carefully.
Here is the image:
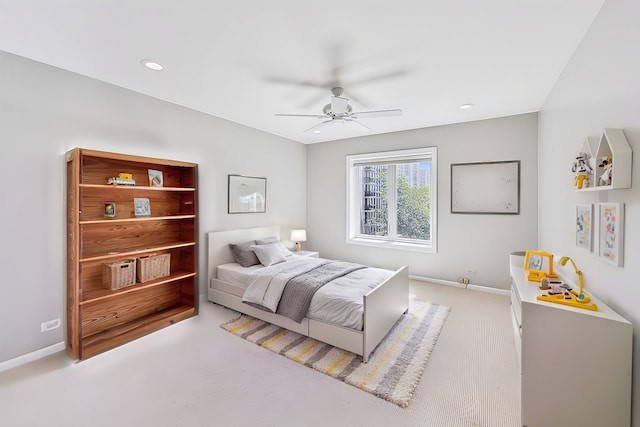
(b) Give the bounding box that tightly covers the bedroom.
[1,0,639,425]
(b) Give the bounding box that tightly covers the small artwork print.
[134,198,151,217]
[104,202,116,218]
[148,169,164,187]
[575,204,592,251]
[599,203,624,267]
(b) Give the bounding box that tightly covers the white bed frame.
[207,225,409,362]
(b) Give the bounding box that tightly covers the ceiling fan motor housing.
[325,96,351,116]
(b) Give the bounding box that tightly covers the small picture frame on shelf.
[104,202,116,218]
[598,202,624,267]
[134,198,151,217]
[148,169,163,187]
[575,204,593,251]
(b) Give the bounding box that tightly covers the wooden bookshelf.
[66,148,198,360]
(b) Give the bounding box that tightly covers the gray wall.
[0,51,307,364]
[307,113,539,290]
[538,0,640,420]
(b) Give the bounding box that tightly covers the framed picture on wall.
[575,204,593,251]
[451,160,520,214]
[228,175,267,213]
[598,202,624,266]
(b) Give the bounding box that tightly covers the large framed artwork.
[598,202,624,266]
[451,160,520,214]
[228,174,267,214]
[575,204,593,251]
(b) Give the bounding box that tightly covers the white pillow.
[255,237,292,258]
[251,243,287,267]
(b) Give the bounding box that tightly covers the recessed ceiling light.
[313,130,321,134]
[141,59,164,71]
[459,103,474,110]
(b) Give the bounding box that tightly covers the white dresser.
[510,252,632,427]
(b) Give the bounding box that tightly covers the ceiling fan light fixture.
[277,87,402,133]
[459,103,474,110]
[141,59,164,71]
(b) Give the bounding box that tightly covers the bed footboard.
[362,265,409,362]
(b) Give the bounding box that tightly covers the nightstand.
[292,250,319,258]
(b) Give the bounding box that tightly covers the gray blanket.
[276,261,366,322]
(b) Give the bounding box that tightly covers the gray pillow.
[229,240,259,267]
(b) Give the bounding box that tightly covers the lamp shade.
[290,229,307,242]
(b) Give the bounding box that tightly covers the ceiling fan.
[275,87,403,133]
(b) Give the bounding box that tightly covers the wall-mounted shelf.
[577,128,632,191]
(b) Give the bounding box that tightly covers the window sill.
[347,237,436,254]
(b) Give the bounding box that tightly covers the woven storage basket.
[102,259,137,290]
[136,253,171,283]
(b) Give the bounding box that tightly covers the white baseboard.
[466,284,510,296]
[410,275,510,297]
[0,342,65,373]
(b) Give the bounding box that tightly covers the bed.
[207,225,409,362]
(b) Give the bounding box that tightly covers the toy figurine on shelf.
[571,152,592,189]
[598,156,613,186]
[107,172,136,186]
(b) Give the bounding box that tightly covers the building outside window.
[346,147,437,253]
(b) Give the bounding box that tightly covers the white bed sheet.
[216,257,393,330]
[217,263,262,287]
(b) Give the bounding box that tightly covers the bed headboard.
[207,225,282,281]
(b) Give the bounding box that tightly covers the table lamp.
[290,229,307,252]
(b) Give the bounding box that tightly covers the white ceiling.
[0,1,605,144]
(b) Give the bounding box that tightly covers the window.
[346,147,437,253]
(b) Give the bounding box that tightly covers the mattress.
[216,259,392,330]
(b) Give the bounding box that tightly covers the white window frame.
[346,147,437,253]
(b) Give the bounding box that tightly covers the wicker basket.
[102,259,137,290]
[136,253,171,283]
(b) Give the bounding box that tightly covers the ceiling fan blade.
[348,69,410,86]
[265,76,326,89]
[351,109,403,118]
[304,119,334,133]
[275,113,327,119]
[350,119,371,131]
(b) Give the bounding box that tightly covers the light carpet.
[220,300,450,408]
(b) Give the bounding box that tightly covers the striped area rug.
[220,301,450,408]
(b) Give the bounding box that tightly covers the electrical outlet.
[41,318,61,332]
[466,267,476,276]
